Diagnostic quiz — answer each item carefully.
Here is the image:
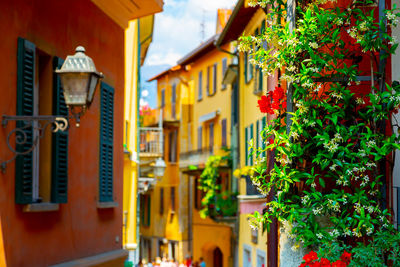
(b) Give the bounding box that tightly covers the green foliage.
[240,0,400,263]
[198,152,237,219]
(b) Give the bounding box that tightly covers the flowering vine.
[240,0,400,264]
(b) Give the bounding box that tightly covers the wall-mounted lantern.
[55,46,103,126]
[153,157,166,180]
[1,46,103,171]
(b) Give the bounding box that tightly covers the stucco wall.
[0,0,124,266]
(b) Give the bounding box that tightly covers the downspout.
[215,40,240,267]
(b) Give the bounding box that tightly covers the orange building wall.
[0,0,125,266]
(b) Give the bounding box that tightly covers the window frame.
[198,71,203,101]
[15,37,69,205]
[221,58,228,90]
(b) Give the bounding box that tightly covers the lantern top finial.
[75,46,86,53]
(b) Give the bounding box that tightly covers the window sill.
[23,203,59,212]
[97,201,118,209]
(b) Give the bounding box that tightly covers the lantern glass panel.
[60,73,90,106]
[87,74,99,104]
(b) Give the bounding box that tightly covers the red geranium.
[299,251,351,267]
[257,86,286,114]
[340,251,351,265]
[303,251,318,263]
[257,95,273,114]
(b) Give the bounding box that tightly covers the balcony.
[139,127,163,158]
[180,146,214,171]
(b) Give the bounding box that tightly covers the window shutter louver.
[221,119,227,147]
[262,116,267,158]
[15,38,35,204]
[244,53,248,83]
[99,82,114,202]
[245,127,248,166]
[51,57,69,203]
[250,124,254,165]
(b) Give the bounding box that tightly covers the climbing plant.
[198,152,237,219]
[239,0,400,264]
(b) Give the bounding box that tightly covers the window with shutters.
[15,38,69,205]
[161,88,165,108]
[140,194,151,227]
[171,84,176,119]
[168,130,177,163]
[244,51,253,84]
[221,119,227,147]
[198,71,203,101]
[245,124,254,166]
[170,187,176,212]
[211,63,217,95]
[206,66,210,96]
[208,122,214,148]
[254,28,263,95]
[197,126,202,150]
[99,82,114,202]
[159,187,164,215]
[221,58,227,90]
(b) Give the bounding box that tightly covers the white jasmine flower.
[309,42,318,49]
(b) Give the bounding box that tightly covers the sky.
[140,0,237,108]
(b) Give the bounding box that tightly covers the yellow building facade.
[140,66,189,263]
[178,36,235,267]
[143,10,239,266]
[216,0,278,266]
[122,7,163,265]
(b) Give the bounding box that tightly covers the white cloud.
[145,49,182,66]
[145,0,237,67]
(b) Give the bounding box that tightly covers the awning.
[222,64,238,85]
[199,110,220,123]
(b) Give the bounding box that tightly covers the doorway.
[213,247,223,267]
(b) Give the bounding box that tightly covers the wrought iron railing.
[139,127,163,157]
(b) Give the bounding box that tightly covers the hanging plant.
[198,152,237,219]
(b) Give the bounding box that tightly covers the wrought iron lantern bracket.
[1,115,69,172]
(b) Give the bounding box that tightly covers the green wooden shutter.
[15,37,35,204]
[51,57,69,203]
[245,127,248,166]
[99,82,114,202]
[256,120,260,149]
[250,124,254,165]
[147,196,151,226]
[244,53,248,83]
[262,116,267,158]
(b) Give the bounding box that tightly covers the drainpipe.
[215,40,240,267]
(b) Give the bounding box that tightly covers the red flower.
[320,258,331,267]
[258,95,273,114]
[340,251,351,265]
[269,138,274,145]
[332,260,347,267]
[273,86,285,100]
[271,101,280,110]
[303,251,318,263]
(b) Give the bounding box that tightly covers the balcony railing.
[139,127,163,158]
[180,146,214,169]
